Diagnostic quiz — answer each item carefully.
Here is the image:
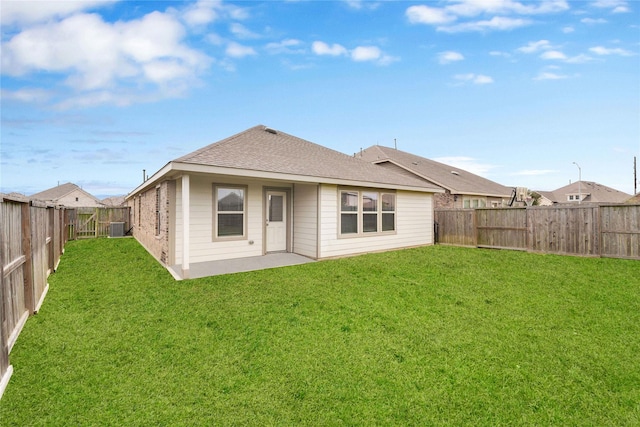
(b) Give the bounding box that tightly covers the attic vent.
[451,171,460,175]
[264,127,277,135]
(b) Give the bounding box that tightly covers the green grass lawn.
[1,239,639,425]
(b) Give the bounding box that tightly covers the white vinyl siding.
[174,175,266,264]
[293,183,318,258]
[319,185,433,259]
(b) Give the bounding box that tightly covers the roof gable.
[172,125,441,190]
[358,145,512,197]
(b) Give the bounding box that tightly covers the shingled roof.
[170,125,441,191]
[357,145,512,197]
[550,181,631,204]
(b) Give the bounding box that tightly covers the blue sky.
[2,0,639,198]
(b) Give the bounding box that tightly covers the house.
[544,181,631,204]
[102,196,126,207]
[30,182,104,207]
[356,145,514,208]
[126,125,443,279]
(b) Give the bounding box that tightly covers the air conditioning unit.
[109,222,125,238]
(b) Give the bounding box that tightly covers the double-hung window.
[339,189,396,236]
[214,185,246,239]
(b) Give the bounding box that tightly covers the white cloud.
[512,169,556,176]
[517,40,553,53]
[438,51,464,64]
[454,73,494,84]
[1,8,211,108]
[446,0,569,16]
[534,72,569,80]
[225,41,256,58]
[581,18,608,24]
[407,0,567,32]
[229,23,260,39]
[351,46,381,62]
[540,50,567,60]
[406,5,456,25]
[439,17,531,33]
[343,0,381,11]
[182,0,219,26]
[265,39,304,55]
[432,156,497,177]
[0,88,53,103]
[592,0,630,13]
[312,41,348,56]
[589,46,634,56]
[0,0,115,25]
[562,26,574,33]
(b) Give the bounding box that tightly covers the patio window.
[214,185,247,239]
[339,190,396,237]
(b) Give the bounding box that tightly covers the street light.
[573,162,581,204]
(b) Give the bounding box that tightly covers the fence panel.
[601,205,640,259]
[476,208,527,250]
[436,204,639,260]
[30,207,49,313]
[528,206,600,256]
[434,209,475,246]
[75,207,130,238]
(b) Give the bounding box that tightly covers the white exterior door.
[266,191,287,252]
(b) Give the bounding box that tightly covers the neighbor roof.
[550,181,632,204]
[131,125,442,195]
[357,145,512,197]
[30,182,102,204]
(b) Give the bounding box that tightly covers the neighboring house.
[356,145,514,208]
[626,193,640,204]
[102,196,126,207]
[126,125,443,279]
[30,182,104,207]
[534,191,556,207]
[545,181,631,204]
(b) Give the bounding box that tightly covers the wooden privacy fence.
[435,204,640,260]
[70,207,130,239]
[0,196,69,398]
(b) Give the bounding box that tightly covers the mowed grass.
[1,239,639,425]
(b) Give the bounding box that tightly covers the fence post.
[21,203,35,314]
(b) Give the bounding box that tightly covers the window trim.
[213,184,248,241]
[338,188,396,238]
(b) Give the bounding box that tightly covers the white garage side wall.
[292,183,318,258]
[318,185,433,259]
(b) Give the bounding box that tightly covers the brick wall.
[129,181,171,265]
[434,190,456,209]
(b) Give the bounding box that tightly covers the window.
[339,189,396,236]
[340,191,358,234]
[214,185,246,239]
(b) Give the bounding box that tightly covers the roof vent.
[451,171,460,175]
[264,127,277,135]
[412,162,419,165]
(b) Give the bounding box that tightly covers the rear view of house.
[126,125,442,279]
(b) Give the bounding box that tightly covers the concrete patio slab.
[169,253,315,280]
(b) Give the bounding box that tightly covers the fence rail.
[0,196,130,399]
[435,204,640,260]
